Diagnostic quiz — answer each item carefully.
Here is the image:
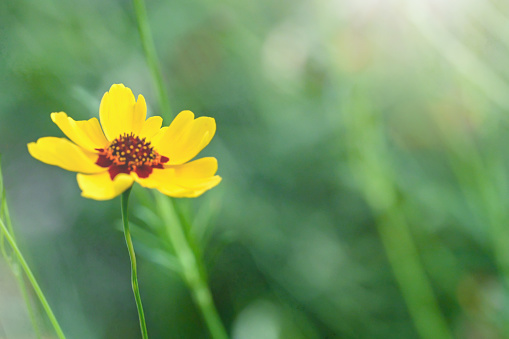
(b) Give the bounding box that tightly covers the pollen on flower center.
[95,133,169,179]
[110,133,157,167]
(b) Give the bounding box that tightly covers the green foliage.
[3,0,509,338]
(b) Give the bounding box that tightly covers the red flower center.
[96,133,169,179]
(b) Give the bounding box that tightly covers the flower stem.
[121,187,149,339]
[133,0,173,122]
[0,218,65,339]
[132,0,228,336]
[155,194,228,339]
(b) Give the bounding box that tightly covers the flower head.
[28,84,221,200]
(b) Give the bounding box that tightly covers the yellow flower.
[28,84,222,200]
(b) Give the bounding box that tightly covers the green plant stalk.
[430,113,509,294]
[155,194,228,339]
[442,137,509,336]
[0,157,41,338]
[2,237,42,339]
[355,167,452,339]
[447,148,509,283]
[132,0,228,336]
[121,187,149,339]
[133,0,172,122]
[0,218,65,339]
[343,95,451,339]
[16,271,41,339]
[3,242,42,339]
[375,206,451,339]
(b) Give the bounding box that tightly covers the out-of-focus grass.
[3,0,509,338]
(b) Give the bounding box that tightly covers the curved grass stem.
[343,95,452,339]
[375,208,451,339]
[0,218,65,339]
[132,0,228,336]
[155,194,228,339]
[133,0,172,122]
[121,187,149,339]
[0,172,41,337]
[16,269,42,339]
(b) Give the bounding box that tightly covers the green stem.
[121,187,149,339]
[13,265,42,339]
[132,0,228,335]
[375,208,451,339]
[133,0,173,122]
[446,139,509,289]
[0,172,41,338]
[343,95,451,339]
[0,218,65,339]
[156,194,228,339]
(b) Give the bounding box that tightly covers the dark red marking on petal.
[96,154,114,168]
[108,165,130,180]
[135,165,153,178]
[97,133,171,180]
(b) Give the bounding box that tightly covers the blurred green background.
[2,0,509,338]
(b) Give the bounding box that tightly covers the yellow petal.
[28,137,104,173]
[99,84,146,140]
[77,172,133,200]
[133,95,147,135]
[134,157,221,197]
[51,112,109,151]
[139,116,163,140]
[150,126,168,146]
[152,110,216,165]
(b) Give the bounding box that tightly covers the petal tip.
[77,172,133,201]
[177,110,195,119]
[26,142,36,155]
[50,112,67,122]
[109,83,126,91]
